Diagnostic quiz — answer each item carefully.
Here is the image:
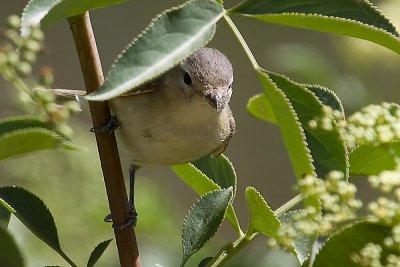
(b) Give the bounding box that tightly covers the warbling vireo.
[94,47,235,228]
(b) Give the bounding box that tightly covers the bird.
[110,47,235,167]
[57,47,236,228]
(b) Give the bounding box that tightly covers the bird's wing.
[211,114,236,157]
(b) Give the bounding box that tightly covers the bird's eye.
[228,83,233,90]
[183,72,192,85]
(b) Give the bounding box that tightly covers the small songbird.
[110,47,235,167]
[96,47,235,228]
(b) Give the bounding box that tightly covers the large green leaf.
[171,164,242,235]
[0,227,24,267]
[256,69,315,179]
[0,187,76,266]
[85,0,224,101]
[279,210,316,264]
[230,0,400,55]
[0,128,76,161]
[349,142,400,176]
[87,239,113,267]
[312,222,393,267]
[245,187,281,236]
[268,71,348,179]
[181,188,233,266]
[247,85,344,125]
[192,154,237,195]
[21,0,127,36]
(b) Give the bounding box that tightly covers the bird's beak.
[204,91,223,112]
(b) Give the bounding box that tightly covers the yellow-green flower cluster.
[0,15,80,138]
[352,227,400,267]
[308,105,344,131]
[297,171,361,235]
[352,163,400,267]
[344,103,400,150]
[271,171,362,249]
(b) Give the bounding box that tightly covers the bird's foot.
[104,203,138,230]
[90,116,120,134]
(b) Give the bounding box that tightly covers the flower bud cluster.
[0,15,80,138]
[344,103,400,150]
[271,171,361,249]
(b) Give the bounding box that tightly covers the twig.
[68,12,141,267]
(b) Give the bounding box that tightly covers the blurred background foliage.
[0,0,399,266]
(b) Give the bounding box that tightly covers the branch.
[68,12,141,267]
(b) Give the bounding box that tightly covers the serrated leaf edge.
[21,0,63,37]
[259,69,317,178]
[0,186,61,251]
[245,186,281,236]
[86,0,224,101]
[300,83,349,179]
[246,93,277,123]
[181,188,233,261]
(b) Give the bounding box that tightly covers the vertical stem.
[68,12,141,267]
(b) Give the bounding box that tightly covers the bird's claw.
[90,116,120,134]
[104,203,138,230]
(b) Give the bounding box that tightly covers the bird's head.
[179,47,233,112]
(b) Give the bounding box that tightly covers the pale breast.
[110,95,230,166]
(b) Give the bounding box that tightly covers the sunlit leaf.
[349,142,400,176]
[171,164,241,235]
[267,71,348,179]
[247,93,276,123]
[245,186,280,236]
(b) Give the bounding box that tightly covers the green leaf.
[0,187,76,266]
[0,203,11,229]
[245,186,280,236]
[256,69,315,179]
[230,0,400,55]
[0,128,75,161]
[267,71,348,179]
[181,188,233,266]
[21,0,127,37]
[87,239,113,267]
[0,116,49,136]
[85,0,224,101]
[279,210,316,264]
[192,154,237,195]
[349,142,400,176]
[0,227,24,267]
[171,164,242,235]
[303,85,344,116]
[312,221,393,267]
[247,93,277,123]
